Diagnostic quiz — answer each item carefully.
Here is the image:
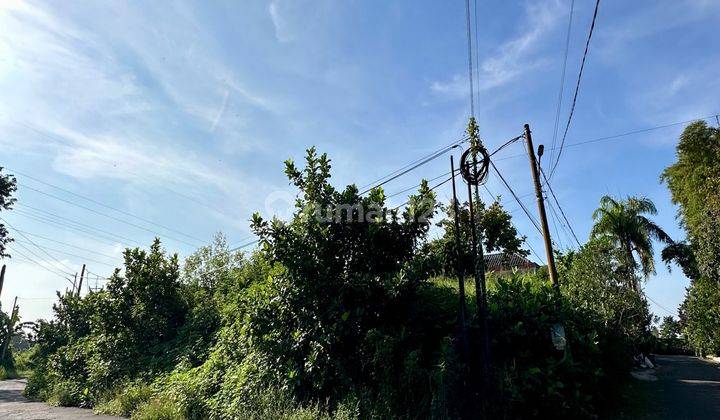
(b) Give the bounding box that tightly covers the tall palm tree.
[590,195,672,291]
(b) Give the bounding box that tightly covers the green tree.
[26,239,187,403]
[662,121,720,355]
[657,316,681,340]
[429,198,527,277]
[661,121,720,282]
[590,195,671,291]
[661,241,700,281]
[0,167,17,258]
[560,237,652,354]
[247,147,437,403]
[679,277,720,356]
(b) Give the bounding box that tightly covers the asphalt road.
[634,355,720,419]
[0,379,120,420]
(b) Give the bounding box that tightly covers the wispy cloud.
[0,1,284,219]
[431,0,562,99]
[268,1,293,43]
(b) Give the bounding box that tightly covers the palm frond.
[627,196,657,215]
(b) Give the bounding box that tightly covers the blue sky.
[1,0,718,321]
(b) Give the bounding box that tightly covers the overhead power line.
[9,168,207,244]
[465,0,475,117]
[6,118,244,221]
[2,217,77,275]
[494,114,720,162]
[13,229,121,260]
[359,139,466,195]
[489,135,524,157]
[12,239,117,268]
[384,134,522,201]
[19,183,200,248]
[546,199,564,249]
[549,0,576,169]
[387,169,459,199]
[15,204,142,246]
[7,245,74,282]
[646,295,677,317]
[12,209,137,249]
[391,175,455,212]
[540,168,581,247]
[549,0,602,179]
[480,183,544,264]
[487,162,542,235]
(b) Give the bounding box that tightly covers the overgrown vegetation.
[661,121,720,356]
[16,140,687,418]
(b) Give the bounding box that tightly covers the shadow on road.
[631,355,720,419]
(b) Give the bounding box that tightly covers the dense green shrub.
[94,382,154,417]
[26,239,192,405]
[26,148,650,419]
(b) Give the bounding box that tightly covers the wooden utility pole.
[1,296,18,361]
[524,124,559,287]
[0,265,5,299]
[76,264,86,298]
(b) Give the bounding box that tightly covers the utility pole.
[0,265,5,299]
[450,156,469,361]
[76,264,86,298]
[524,124,559,287]
[465,117,491,406]
[1,296,18,361]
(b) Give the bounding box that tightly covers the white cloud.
[0,1,287,222]
[268,1,293,43]
[431,0,562,99]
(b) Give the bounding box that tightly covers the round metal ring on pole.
[460,146,490,185]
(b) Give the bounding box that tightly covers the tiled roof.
[483,253,539,272]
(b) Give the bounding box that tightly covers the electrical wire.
[549,0,576,169]
[387,169,460,199]
[391,175,454,211]
[11,209,138,250]
[489,134,524,157]
[646,295,677,317]
[540,167,582,247]
[465,0,475,117]
[473,0,481,117]
[9,168,207,244]
[15,204,142,246]
[359,137,466,191]
[2,217,77,274]
[359,140,466,195]
[493,114,720,162]
[545,197,569,250]
[386,134,523,201]
[5,118,244,222]
[549,0,602,179]
[12,239,117,268]
[18,183,200,248]
[12,229,121,260]
[6,245,74,282]
[481,184,544,264]
[487,162,542,235]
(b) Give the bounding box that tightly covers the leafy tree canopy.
[590,195,671,289]
[0,167,17,258]
[661,121,720,282]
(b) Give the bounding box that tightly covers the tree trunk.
[624,239,638,292]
